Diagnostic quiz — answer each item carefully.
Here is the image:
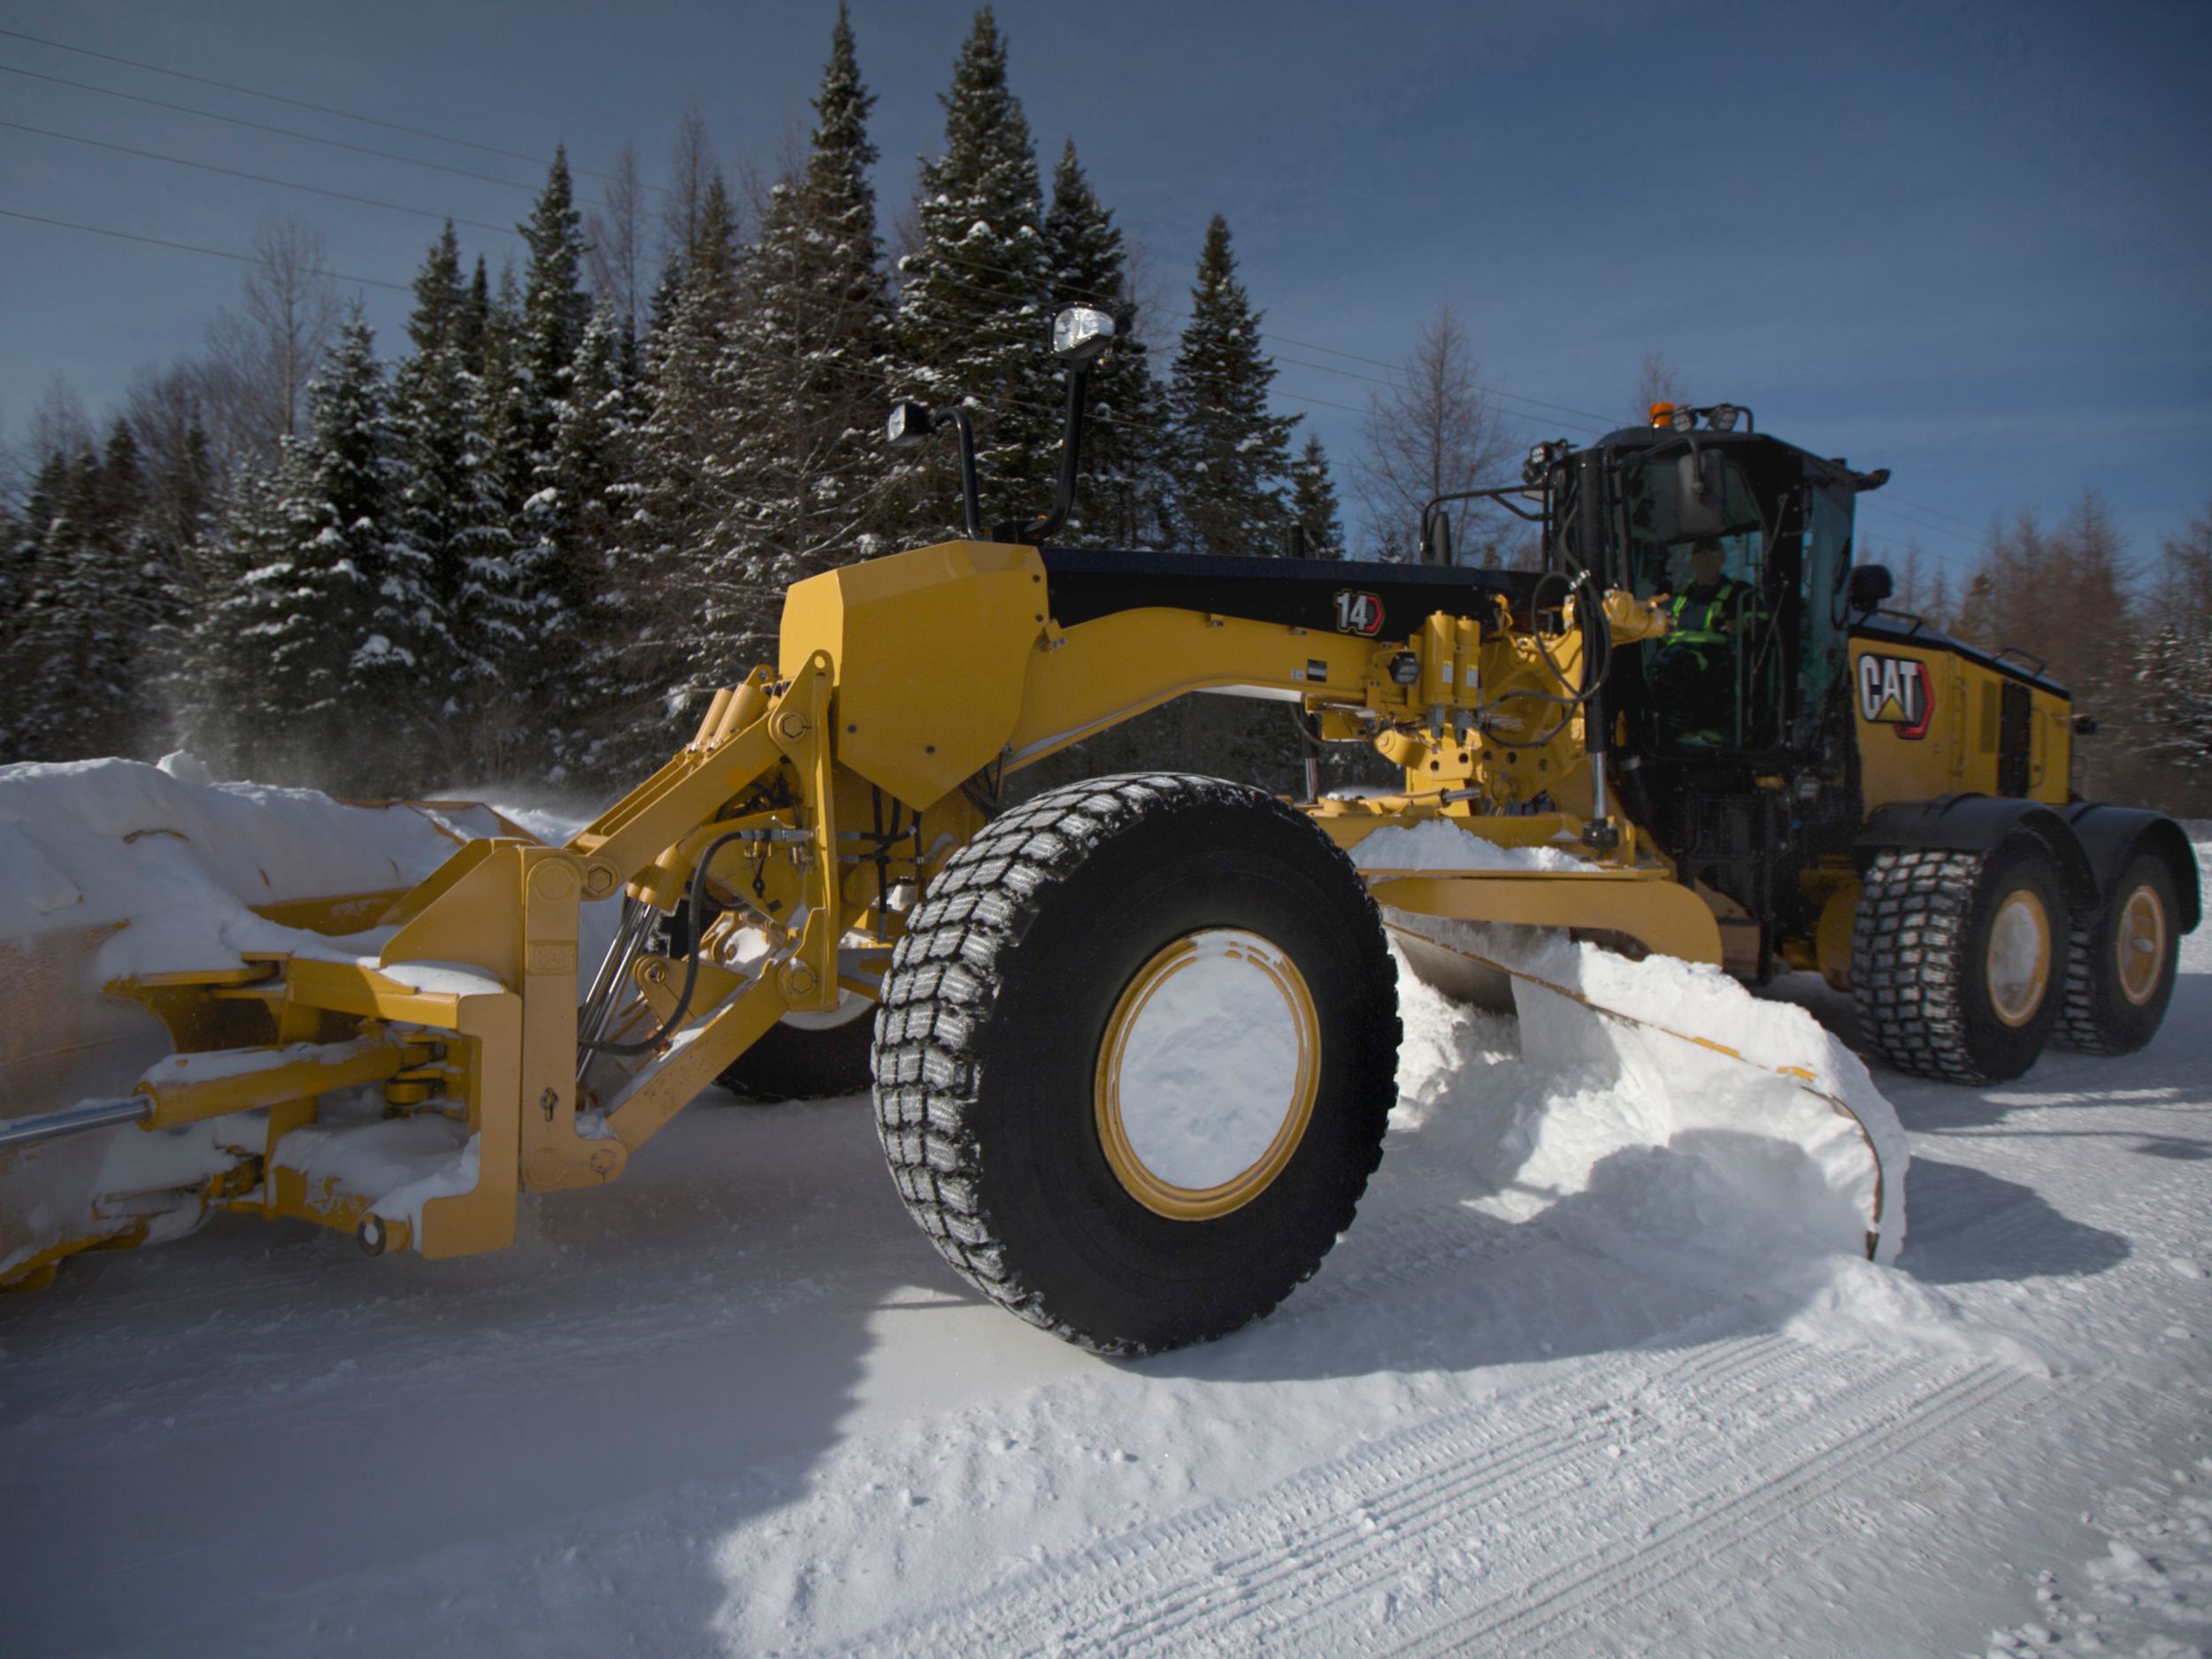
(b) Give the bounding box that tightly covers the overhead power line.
[0,117,519,238]
[7,197,1999,563]
[0,23,657,193]
[0,35,2001,542]
[0,61,535,193]
[1875,490,1985,535]
[0,206,412,292]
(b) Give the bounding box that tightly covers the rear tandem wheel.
[2055,849,2183,1055]
[871,773,1401,1356]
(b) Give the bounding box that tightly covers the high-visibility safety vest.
[1668,579,1747,649]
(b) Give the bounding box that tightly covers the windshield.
[1617,448,1767,599]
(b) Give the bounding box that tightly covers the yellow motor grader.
[0,310,2194,1352]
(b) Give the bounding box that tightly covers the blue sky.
[3,0,2207,576]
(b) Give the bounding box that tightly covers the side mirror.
[1675,449,1727,536]
[1848,564,1893,612]
[1051,306,1119,365]
[884,401,982,536]
[1418,510,1453,566]
[885,402,933,449]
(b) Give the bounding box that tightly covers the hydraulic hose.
[580,828,757,1057]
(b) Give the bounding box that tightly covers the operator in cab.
[1652,539,1750,743]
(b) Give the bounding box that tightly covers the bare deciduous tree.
[1632,349,1686,422]
[584,141,647,345]
[1352,300,1515,560]
[658,101,718,279]
[200,217,340,464]
[28,375,93,463]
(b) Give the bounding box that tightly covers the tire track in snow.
[830,1333,1809,1658]
[1282,1192,1540,1320]
[1388,1361,2030,1657]
[1094,1344,1979,1659]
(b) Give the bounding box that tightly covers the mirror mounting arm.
[943,408,983,540]
[1015,354,1098,546]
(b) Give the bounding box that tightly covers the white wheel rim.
[1985,888,2052,1027]
[1094,929,1319,1221]
[2116,885,2168,1006]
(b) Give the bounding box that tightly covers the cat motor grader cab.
[0,313,2193,1354]
[1400,400,2197,1083]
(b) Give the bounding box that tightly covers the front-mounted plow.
[4,642,942,1273]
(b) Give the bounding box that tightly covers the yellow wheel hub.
[2116,884,2169,1006]
[1094,929,1320,1221]
[1985,888,2053,1027]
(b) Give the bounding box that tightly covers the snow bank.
[1351,818,1594,872]
[1390,913,1907,1266]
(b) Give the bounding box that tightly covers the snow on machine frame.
[1,316,2193,1353]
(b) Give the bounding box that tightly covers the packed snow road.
[4,846,2208,1657]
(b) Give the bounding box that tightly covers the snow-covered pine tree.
[404,222,467,359]
[173,456,293,778]
[0,468,29,751]
[1043,138,1169,547]
[600,173,744,768]
[8,432,144,759]
[1289,434,1346,559]
[1161,218,1307,786]
[713,2,896,680]
[458,257,491,377]
[895,7,1060,539]
[2135,504,2212,814]
[2137,625,2212,814]
[0,449,73,757]
[475,262,532,525]
[530,310,632,780]
[503,154,619,777]
[392,225,508,752]
[265,316,435,788]
[98,418,185,747]
[517,148,594,469]
[137,419,218,710]
[1165,215,1299,557]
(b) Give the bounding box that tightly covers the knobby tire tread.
[1852,847,1988,1083]
[872,772,1393,1356]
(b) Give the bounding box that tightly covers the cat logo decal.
[1858,653,1934,740]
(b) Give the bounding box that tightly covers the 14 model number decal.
[1333,589,1385,637]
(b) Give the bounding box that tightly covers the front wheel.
[1854,839,2070,1083]
[872,773,1400,1356]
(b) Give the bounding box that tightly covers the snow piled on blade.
[0,757,518,1280]
[1350,818,1596,872]
[1389,912,1907,1266]
[0,755,482,980]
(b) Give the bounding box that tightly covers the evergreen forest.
[3,6,2205,816]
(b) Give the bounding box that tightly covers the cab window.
[1618,451,1765,599]
[1794,481,1855,745]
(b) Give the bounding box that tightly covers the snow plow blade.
[0,760,541,1289]
[1326,814,1905,1268]
[1382,910,1905,1264]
